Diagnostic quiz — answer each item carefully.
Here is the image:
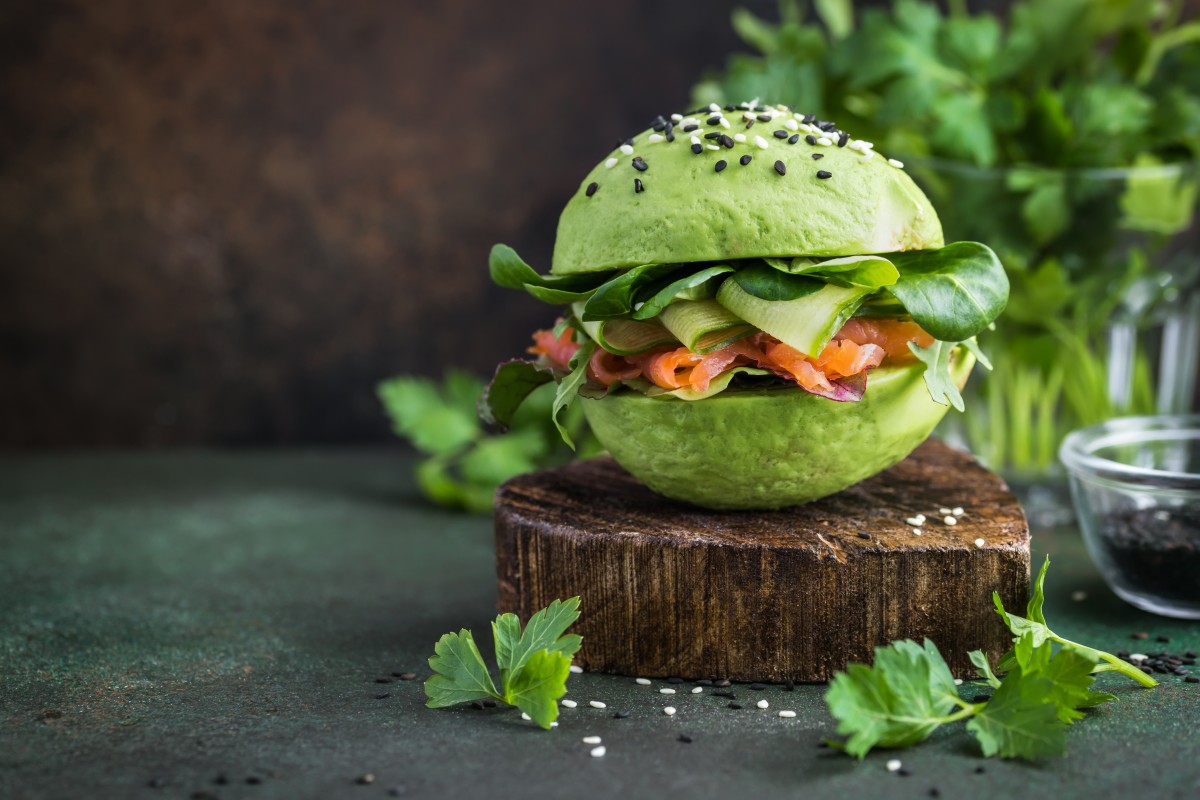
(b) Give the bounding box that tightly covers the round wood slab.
[494,439,1030,682]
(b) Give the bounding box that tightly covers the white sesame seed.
[682,118,699,127]
[521,712,531,721]
[754,135,769,149]
[604,158,618,169]
[888,158,905,168]
[756,699,769,709]
[915,514,926,523]
[663,706,676,716]
[660,688,676,695]
[778,710,797,718]
[733,133,746,143]
[784,119,798,131]
[671,113,683,122]
[590,745,606,758]
[1071,590,1088,602]
[939,507,952,515]
[690,135,701,146]
[709,103,720,112]
[905,517,923,527]
[743,112,756,121]
[635,678,651,686]
[816,136,832,146]
[569,665,583,674]
[912,528,922,536]
[582,735,602,744]
[648,133,664,143]
[944,515,958,526]
[954,678,963,686]
[1130,653,1147,661]
[719,117,731,129]
[619,144,634,156]
[691,686,704,694]
[707,144,720,151]
[561,699,577,708]
[551,721,558,727]
[589,700,606,709]
[953,507,964,516]
[974,538,985,548]
[861,150,876,160]
[886,759,902,772]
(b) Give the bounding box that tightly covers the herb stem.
[1049,635,1158,688]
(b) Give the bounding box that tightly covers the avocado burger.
[482,101,1008,510]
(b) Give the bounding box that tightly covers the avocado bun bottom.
[580,354,974,510]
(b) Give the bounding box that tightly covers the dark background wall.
[1,0,789,447]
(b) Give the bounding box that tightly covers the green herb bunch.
[825,558,1156,760]
[694,0,1200,473]
[377,371,596,513]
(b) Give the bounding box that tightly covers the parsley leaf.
[967,670,1067,759]
[425,597,582,730]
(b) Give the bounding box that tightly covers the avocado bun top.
[552,102,943,275]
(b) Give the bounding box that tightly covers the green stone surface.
[552,107,943,274]
[2,451,1198,799]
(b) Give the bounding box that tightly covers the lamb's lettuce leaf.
[633,265,734,319]
[488,244,614,304]
[886,242,1009,342]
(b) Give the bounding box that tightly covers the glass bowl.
[1060,415,1200,619]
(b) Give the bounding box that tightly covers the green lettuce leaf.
[886,242,1009,342]
[489,244,613,304]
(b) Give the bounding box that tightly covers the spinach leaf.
[489,244,614,304]
[581,263,681,320]
[732,263,826,301]
[886,242,1009,342]
[478,359,556,431]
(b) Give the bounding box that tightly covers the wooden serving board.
[494,440,1030,682]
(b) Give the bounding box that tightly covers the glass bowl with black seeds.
[1061,415,1200,618]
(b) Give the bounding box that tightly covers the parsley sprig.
[425,597,582,729]
[826,557,1153,760]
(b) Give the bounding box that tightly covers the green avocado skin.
[580,356,973,510]
[552,114,943,274]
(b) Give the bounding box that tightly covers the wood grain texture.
[495,440,1030,681]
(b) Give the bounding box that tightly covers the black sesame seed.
[712,690,736,698]
[375,677,392,683]
[483,699,497,707]
[246,776,262,785]
[634,178,644,193]
[1116,650,1130,658]
[930,788,941,798]
[686,107,708,115]
[805,134,817,145]
[972,694,991,703]
[817,120,837,132]
[837,131,849,147]
[757,114,771,123]
[773,129,789,139]
[715,160,727,172]
[1187,650,1197,658]
[788,134,800,144]
[740,155,752,166]
[390,671,405,677]
[724,104,736,111]
[783,680,795,691]
[974,765,986,774]
[148,777,167,789]
[375,692,392,699]
[1158,635,1171,643]
[691,143,703,155]
[613,709,632,718]
[1186,676,1199,683]
[470,700,484,709]
[632,157,648,172]
[728,702,743,709]
[585,182,598,197]
[214,776,229,785]
[748,683,767,690]
[668,676,684,684]
[623,138,634,146]
[652,122,665,132]
[812,153,824,160]
[696,679,713,685]
[898,768,912,777]
[816,170,832,179]
[666,133,675,142]
[802,114,816,124]
[678,734,694,743]
[714,679,732,687]
[745,119,756,129]
[707,115,721,125]
[704,132,721,140]
[774,160,787,176]
[857,531,871,539]
[665,122,674,135]
[721,135,735,148]
[683,124,699,132]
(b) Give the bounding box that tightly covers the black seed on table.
[805,134,817,145]
[666,133,675,142]
[713,691,736,699]
[1116,650,1130,658]
[148,777,167,788]
[585,182,598,197]
[388,787,407,797]
[774,161,787,176]
[972,694,991,703]
[696,679,713,686]
[1158,635,1171,643]
[898,768,912,777]
[802,114,815,124]
[930,789,941,798]
[817,120,837,131]
[714,679,732,687]
[974,765,986,774]
[1175,668,1190,675]
[634,178,644,193]
[356,773,376,785]
[1141,666,1154,675]
[816,170,832,179]
[668,677,684,683]
[470,700,484,709]
[691,143,703,154]
[812,153,824,160]
[483,700,497,707]
[1187,650,1198,658]
[246,776,262,785]
[745,119,756,128]
[857,532,871,539]
[725,105,736,111]
[613,709,632,718]
[784,680,795,691]
[728,702,743,709]
[214,775,228,786]
[632,157,648,172]
[818,741,830,748]
[678,734,693,743]
[375,677,393,683]
[191,793,218,800]
[391,671,405,677]
[788,134,800,144]
[773,130,788,139]
[376,692,392,700]
[739,155,752,166]
[1185,676,1199,683]
[715,160,727,172]
[748,683,767,690]
[1184,659,1197,665]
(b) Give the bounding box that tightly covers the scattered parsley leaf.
[969,649,1002,689]
[967,671,1067,759]
[425,598,583,730]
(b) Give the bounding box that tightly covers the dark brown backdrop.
[1,0,769,446]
